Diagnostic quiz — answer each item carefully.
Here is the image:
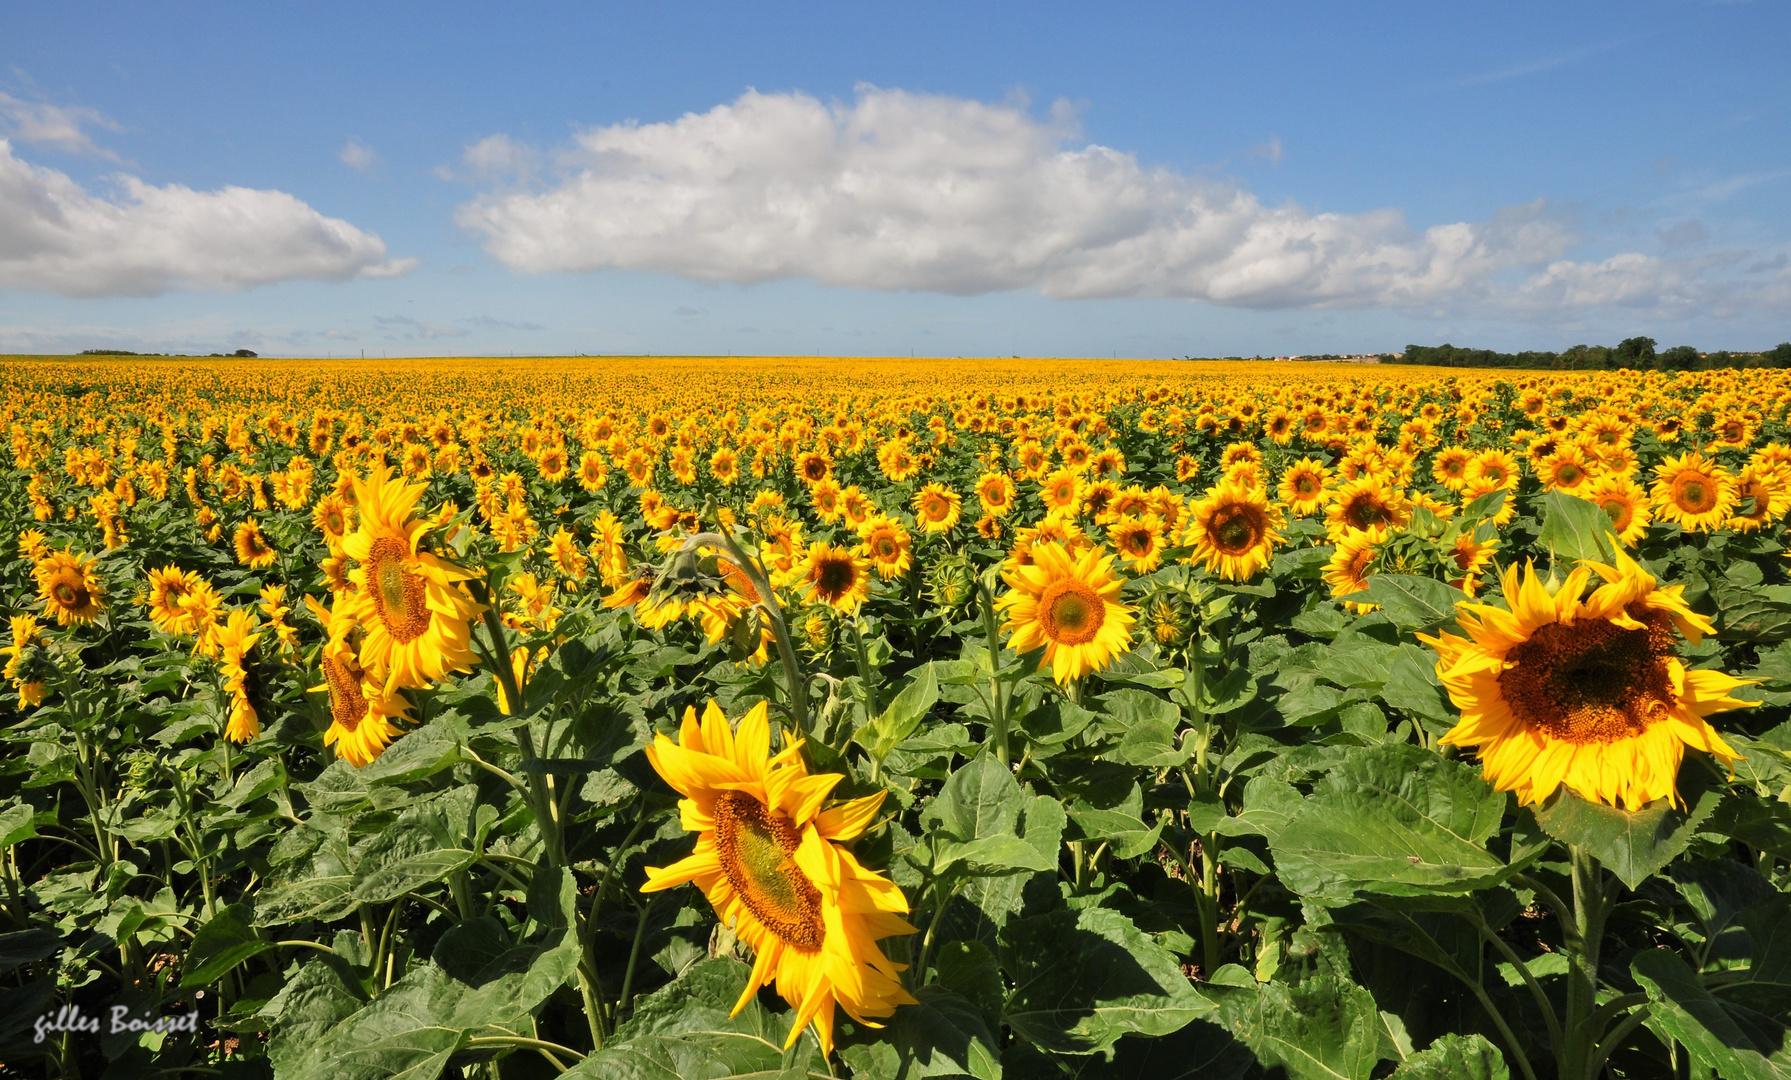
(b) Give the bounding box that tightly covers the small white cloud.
[0,139,414,297]
[376,315,471,339]
[461,133,538,180]
[1247,137,1284,165]
[0,91,121,159]
[338,137,378,173]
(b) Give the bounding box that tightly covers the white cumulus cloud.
[455,86,1594,310]
[0,139,415,297]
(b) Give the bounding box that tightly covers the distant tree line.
[1391,338,1791,371]
[76,348,258,358]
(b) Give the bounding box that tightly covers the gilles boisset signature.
[33,1003,202,1043]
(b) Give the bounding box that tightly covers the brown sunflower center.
[326,509,345,534]
[321,654,367,730]
[366,536,431,643]
[1676,477,1713,512]
[1599,498,1630,527]
[812,555,858,599]
[1498,610,1675,745]
[1039,578,1106,645]
[1211,507,1263,554]
[873,536,898,559]
[1345,496,1389,529]
[1556,464,1584,486]
[712,789,824,951]
[1294,474,1320,495]
[52,580,82,607]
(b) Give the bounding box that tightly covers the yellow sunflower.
[855,516,913,580]
[1651,452,1736,532]
[234,518,277,569]
[1108,513,1166,573]
[306,595,412,766]
[787,542,872,614]
[1325,476,1410,540]
[36,550,105,627]
[1421,553,1748,810]
[1324,527,1387,612]
[1431,447,1474,492]
[1447,532,1499,598]
[4,615,47,706]
[1536,444,1597,494]
[1277,457,1332,516]
[975,472,1017,518]
[146,564,202,635]
[1731,465,1791,532]
[1586,476,1652,546]
[214,609,263,743]
[341,462,485,692]
[1185,482,1284,582]
[312,493,354,549]
[912,484,963,534]
[998,541,1135,684]
[642,700,916,1056]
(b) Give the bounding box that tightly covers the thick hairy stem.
[1559,845,1612,1080]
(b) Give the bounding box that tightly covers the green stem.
[1468,916,1564,1055]
[1559,845,1613,1080]
[617,899,653,1019]
[462,1035,586,1064]
[977,577,1011,765]
[851,618,880,723]
[1197,835,1221,977]
[910,878,960,989]
[1587,1005,1651,1080]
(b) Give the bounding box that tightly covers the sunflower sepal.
[1527,766,1727,890]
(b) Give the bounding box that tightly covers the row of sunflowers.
[3,355,1789,1080]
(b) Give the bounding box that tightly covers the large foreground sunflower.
[341,463,484,691]
[998,541,1135,684]
[642,701,916,1056]
[1421,553,1748,810]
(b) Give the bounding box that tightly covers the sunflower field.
[4,354,1791,1080]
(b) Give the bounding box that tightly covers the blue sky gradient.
[1,1,1786,357]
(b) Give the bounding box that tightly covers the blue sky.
[1,1,1786,358]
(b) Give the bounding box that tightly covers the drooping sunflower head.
[1187,482,1284,582]
[234,518,277,568]
[146,564,201,634]
[36,551,105,627]
[1423,552,1748,810]
[998,541,1135,685]
[312,632,412,768]
[1323,526,1387,611]
[641,700,916,1056]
